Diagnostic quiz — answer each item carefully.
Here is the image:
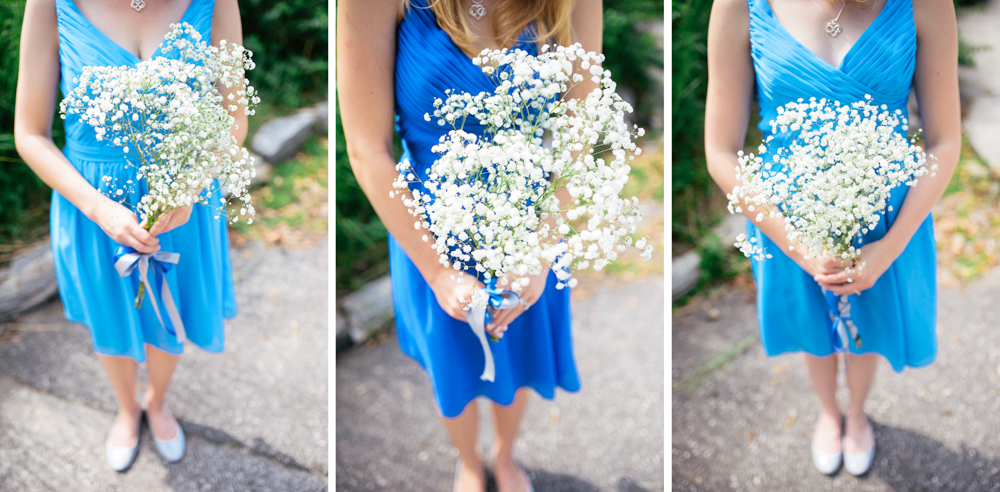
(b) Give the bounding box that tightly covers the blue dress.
[52,0,236,363]
[746,0,936,371]
[391,0,581,418]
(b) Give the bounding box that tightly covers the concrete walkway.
[672,271,1000,491]
[0,240,329,491]
[336,274,665,491]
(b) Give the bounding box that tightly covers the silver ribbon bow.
[465,292,520,382]
[114,251,187,343]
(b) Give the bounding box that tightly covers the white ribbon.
[465,291,520,382]
[114,251,187,343]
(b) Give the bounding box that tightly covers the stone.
[0,240,58,324]
[672,250,700,301]
[338,275,394,344]
[250,111,317,163]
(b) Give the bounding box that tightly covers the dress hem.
[761,344,936,373]
[398,342,582,419]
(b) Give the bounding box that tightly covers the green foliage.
[0,0,53,245]
[334,105,391,295]
[671,0,715,249]
[239,0,328,110]
[602,0,663,128]
[697,232,749,286]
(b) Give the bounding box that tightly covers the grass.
[229,136,328,248]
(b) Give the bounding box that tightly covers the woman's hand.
[428,269,485,322]
[147,205,194,236]
[815,239,902,295]
[785,244,847,279]
[485,270,549,339]
[92,198,159,253]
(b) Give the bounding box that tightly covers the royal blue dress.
[52,0,235,363]
[391,0,581,418]
[746,0,936,371]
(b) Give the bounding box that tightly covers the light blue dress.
[746,0,936,371]
[391,0,581,418]
[52,0,235,362]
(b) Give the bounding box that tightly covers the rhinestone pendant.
[825,20,842,37]
[131,0,145,12]
[469,3,486,20]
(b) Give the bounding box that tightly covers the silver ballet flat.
[143,397,186,463]
[812,414,843,475]
[811,443,843,475]
[843,415,876,476]
[105,412,142,472]
[150,418,185,462]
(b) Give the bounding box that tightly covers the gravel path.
[672,270,1000,491]
[336,274,665,492]
[0,239,329,491]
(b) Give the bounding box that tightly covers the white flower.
[395,43,647,307]
[60,22,259,227]
[728,96,936,266]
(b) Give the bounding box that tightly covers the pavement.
[672,270,1000,491]
[957,0,1000,170]
[0,239,329,491]
[336,274,665,492]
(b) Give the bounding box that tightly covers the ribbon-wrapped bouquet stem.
[729,95,937,350]
[60,23,259,342]
[392,44,652,381]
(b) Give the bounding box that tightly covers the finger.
[132,224,160,248]
[488,306,523,331]
[126,230,158,253]
[814,271,850,285]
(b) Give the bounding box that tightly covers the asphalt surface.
[0,239,329,491]
[672,269,1000,491]
[336,274,665,492]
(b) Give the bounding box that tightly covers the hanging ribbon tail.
[465,279,521,382]
[824,289,861,372]
[114,246,187,343]
[467,305,496,382]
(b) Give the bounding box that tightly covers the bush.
[239,0,328,111]
[671,0,714,251]
[0,0,55,247]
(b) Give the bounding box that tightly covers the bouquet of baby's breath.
[393,44,650,311]
[729,95,936,276]
[60,22,260,229]
[60,22,259,312]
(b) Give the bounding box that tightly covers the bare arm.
[14,0,159,252]
[819,0,960,293]
[338,0,487,323]
[706,0,855,278]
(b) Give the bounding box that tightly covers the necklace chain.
[809,0,847,37]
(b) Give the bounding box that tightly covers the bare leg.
[441,399,486,492]
[144,344,181,440]
[491,388,531,492]
[97,354,142,446]
[802,354,841,453]
[844,353,878,453]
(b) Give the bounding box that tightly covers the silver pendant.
[131,0,145,12]
[469,1,486,20]
[825,20,842,37]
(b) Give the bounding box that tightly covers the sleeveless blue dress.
[746,0,936,371]
[52,0,236,363]
[391,0,581,418]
